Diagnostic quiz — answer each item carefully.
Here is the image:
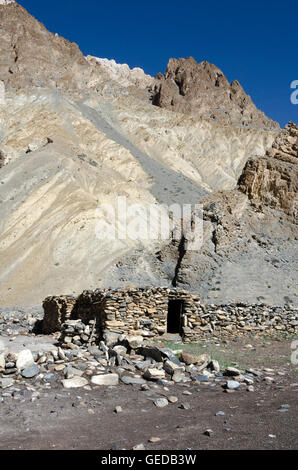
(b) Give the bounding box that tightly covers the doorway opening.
[167,299,183,334]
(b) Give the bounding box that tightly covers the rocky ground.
[0,307,297,450]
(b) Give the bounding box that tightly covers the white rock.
[91,373,119,386]
[16,349,34,370]
[143,368,165,380]
[62,377,89,388]
[0,351,6,369]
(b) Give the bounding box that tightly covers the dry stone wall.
[42,287,298,345]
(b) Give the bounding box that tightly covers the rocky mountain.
[150,57,279,130]
[0,1,296,307]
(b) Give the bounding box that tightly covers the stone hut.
[42,287,201,343]
[42,287,298,344]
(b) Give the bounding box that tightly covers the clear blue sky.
[19,0,298,127]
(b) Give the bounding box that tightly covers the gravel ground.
[0,313,297,451]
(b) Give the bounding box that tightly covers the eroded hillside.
[0,1,296,307]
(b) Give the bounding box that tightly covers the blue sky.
[19,0,298,127]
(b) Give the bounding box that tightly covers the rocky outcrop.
[86,56,153,89]
[0,2,107,94]
[238,123,298,220]
[151,57,279,130]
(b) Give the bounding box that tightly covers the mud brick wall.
[42,288,298,343]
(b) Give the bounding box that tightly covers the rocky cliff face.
[238,123,298,220]
[151,57,279,130]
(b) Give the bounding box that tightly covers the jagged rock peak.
[151,57,279,130]
[0,0,15,5]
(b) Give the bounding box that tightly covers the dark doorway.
[167,300,183,334]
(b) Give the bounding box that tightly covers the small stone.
[172,371,186,383]
[64,366,84,378]
[21,364,40,378]
[179,402,190,410]
[44,373,55,383]
[148,437,161,443]
[168,396,178,403]
[246,368,262,377]
[196,375,209,382]
[121,376,146,385]
[225,367,241,377]
[143,369,165,381]
[58,347,66,360]
[226,380,240,390]
[182,390,192,395]
[132,443,145,450]
[114,406,123,413]
[247,385,255,392]
[264,376,275,384]
[0,378,14,389]
[153,397,168,408]
[204,429,214,436]
[163,360,184,376]
[215,411,225,416]
[244,377,254,385]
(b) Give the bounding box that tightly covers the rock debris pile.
[0,334,266,398]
